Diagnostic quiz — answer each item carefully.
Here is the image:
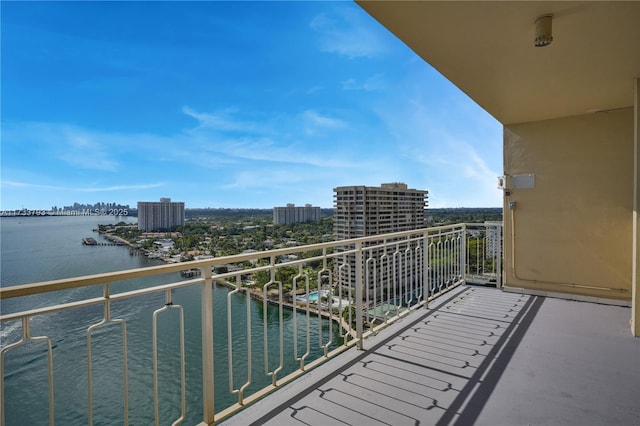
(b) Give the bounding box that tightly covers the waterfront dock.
[82,236,126,246]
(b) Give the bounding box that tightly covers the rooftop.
[223,285,640,426]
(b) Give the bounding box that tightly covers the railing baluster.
[152,288,186,426]
[498,223,502,283]
[87,283,128,426]
[365,251,376,327]
[388,243,393,319]
[228,275,252,405]
[447,236,453,287]
[226,278,237,403]
[460,227,466,282]
[201,266,215,425]
[451,233,456,281]
[476,232,481,275]
[263,255,283,386]
[422,235,428,306]
[393,245,400,317]
[1,317,54,426]
[317,248,333,357]
[355,241,363,350]
[380,248,390,324]
[241,274,253,402]
[428,238,435,299]
[337,260,351,344]
[406,240,412,306]
[416,235,422,302]
[292,265,310,370]
[438,239,444,291]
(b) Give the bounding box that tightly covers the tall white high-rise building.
[137,198,185,232]
[273,203,321,225]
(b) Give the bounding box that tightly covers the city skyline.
[1,2,502,211]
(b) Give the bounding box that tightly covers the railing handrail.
[0,223,473,300]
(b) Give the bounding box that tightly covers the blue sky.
[1,1,502,210]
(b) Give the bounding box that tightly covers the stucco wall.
[503,109,634,300]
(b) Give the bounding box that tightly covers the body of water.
[1,216,341,424]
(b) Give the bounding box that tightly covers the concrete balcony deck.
[222,285,640,426]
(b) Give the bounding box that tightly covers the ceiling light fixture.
[534,14,553,47]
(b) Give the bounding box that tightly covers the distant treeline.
[426,208,502,226]
[185,208,335,220]
[185,207,502,225]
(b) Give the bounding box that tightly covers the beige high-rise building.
[334,183,428,240]
[333,183,428,298]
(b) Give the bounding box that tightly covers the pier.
[180,269,201,278]
[82,237,127,246]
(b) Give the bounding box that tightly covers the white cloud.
[341,74,385,92]
[363,79,503,207]
[182,106,259,133]
[58,151,119,172]
[2,122,122,172]
[302,110,347,131]
[2,181,62,190]
[221,169,306,190]
[76,183,165,192]
[306,86,324,95]
[57,126,120,171]
[309,8,388,59]
[182,106,360,169]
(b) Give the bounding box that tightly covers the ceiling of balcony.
[356,1,640,125]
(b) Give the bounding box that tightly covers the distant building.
[273,203,321,225]
[137,198,185,232]
[334,183,428,297]
[334,182,428,239]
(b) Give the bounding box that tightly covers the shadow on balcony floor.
[222,285,640,426]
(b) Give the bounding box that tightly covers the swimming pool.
[297,290,328,302]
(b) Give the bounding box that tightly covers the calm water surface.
[1,216,341,425]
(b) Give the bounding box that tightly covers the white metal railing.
[0,222,502,425]
[465,222,503,286]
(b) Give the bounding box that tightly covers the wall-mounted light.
[534,14,553,47]
[497,176,506,190]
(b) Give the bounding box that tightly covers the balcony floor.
[222,285,640,426]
